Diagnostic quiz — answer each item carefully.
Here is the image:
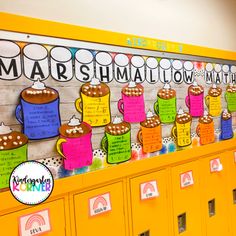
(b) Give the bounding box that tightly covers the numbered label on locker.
[140,180,159,200]
[210,158,223,172]
[89,192,112,216]
[180,170,194,188]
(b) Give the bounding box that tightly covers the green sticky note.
[158,97,177,123]
[226,92,236,112]
[106,132,131,164]
[0,145,27,189]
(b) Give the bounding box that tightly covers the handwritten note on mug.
[82,95,111,126]
[0,146,27,189]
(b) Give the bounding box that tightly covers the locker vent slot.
[208,199,215,217]
[178,213,186,233]
[233,189,236,204]
[139,230,150,236]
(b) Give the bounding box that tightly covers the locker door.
[225,151,236,236]
[130,169,170,236]
[74,182,126,236]
[0,199,66,235]
[171,161,203,236]
[200,154,231,236]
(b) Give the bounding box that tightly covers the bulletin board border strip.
[1,12,236,61]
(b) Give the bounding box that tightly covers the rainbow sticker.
[180,171,194,188]
[140,180,159,200]
[19,209,51,236]
[89,192,112,216]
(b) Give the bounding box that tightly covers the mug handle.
[196,125,200,137]
[225,93,228,102]
[185,95,190,108]
[137,129,143,144]
[205,95,210,108]
[172,126,177,139]
[118,99,124,114]
[101,136,108,152]
[15,104,23,124]
[154,100,159,115]
[56,138,67,159]
[75,97,82,113]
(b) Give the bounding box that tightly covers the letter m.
[0,58,19,79]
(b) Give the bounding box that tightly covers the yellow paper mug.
[75,79,111,127]
[172,109,192,147]
[205,85,222,117]
[205,95,221,117]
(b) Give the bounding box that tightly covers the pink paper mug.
[56,117,93,170]
[185,83,204,117]
[118,82,146,123]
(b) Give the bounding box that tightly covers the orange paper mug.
[137,111,162,153]
[196,111,215,145]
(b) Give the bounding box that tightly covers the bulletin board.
[0,14,236,189]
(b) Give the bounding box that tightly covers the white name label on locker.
[89,192,112,217]
[210,158,223,172]
[180,171,194,188]
[140,180,159,200]
[19,209,51,236]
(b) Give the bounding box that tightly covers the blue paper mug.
[15,86,61,140]
[220,111,233,140]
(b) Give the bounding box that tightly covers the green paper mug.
[225,91,236,112]
[154,97,177,123]
[101,130,131,164]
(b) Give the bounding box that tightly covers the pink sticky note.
[118,94,145,122]
[62,132,93,170]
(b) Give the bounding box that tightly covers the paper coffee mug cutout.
[225,84,236,112]
[137,110,162,153]
[185,81,204,117]
[220,109,233,140]
[15,80,61,140]
[23,43,49,81]
[172,108,192,147]
[118,82,146,123]
[0,40,22,80]
[205,84,222,117]
[56,116,93,170]
[154,83,177,123]
[101,116,131,164]
[196,111,215,145]
[0,123,28,189]
[75,78,111,127]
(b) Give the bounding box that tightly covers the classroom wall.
[1,0,236,52]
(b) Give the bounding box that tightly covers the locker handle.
[178,213,186,233]
[208,199,215,217]
[139,230,150,236]
[233,189,236,204]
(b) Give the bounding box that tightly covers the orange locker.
[0,199,66,235]
[225,151,236,236]
[199,154,231,236]
[73,182,127,236]
[129,169,170,236]
[171,161,203,236]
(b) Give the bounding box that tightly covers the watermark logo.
[9,161,54,205]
